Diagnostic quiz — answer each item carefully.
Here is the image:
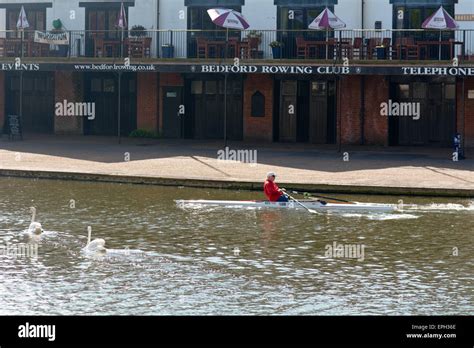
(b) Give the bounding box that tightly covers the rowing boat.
[175,200,398,212]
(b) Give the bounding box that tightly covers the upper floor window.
[6,6,46,38]
[276,0,338,39]
[187,0,244,34]
[390,0,457,29]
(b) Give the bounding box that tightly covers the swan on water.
[82,226,107,255]
[26,207,43,240]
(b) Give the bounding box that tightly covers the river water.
[0,177,472,315]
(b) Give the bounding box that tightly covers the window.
[91,79,102,92]
[191,81,203,94]
[188,6,241,39]
[445,84,455,99]
[103,79,115,92]
[87,8,124,39]
[205,81,217,95]
[413,82,426,99]
[312,82,327,96]
[251,91,265,117]
[6,7,46,39]
[397,84,410,99]
[392,2,455,30]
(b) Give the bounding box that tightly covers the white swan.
[82,226,107,255]
[26,207,43,240]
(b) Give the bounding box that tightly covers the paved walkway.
[0,135,473,197]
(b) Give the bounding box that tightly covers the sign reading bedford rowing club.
[200,64,351,75]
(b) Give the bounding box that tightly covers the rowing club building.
[0,0,473,148]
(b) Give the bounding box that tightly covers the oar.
[291,190,351,204]
[284,192,320,215]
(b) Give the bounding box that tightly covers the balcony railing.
[0,29,473,62]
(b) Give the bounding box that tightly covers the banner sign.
[34,31,69,45]
[0,61,474,77]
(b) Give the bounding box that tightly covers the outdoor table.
[205,39,238,58]
[2,38,29,57]
[417,40,453,60]
[94,38,121,57]
[304,41,332,59]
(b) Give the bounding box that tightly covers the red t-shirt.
[264,180,282,202]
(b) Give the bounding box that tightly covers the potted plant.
[130,25,147,38]
[269,41,283,59]
[246,30,262,43]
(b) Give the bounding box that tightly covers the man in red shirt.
[264,172,289,202]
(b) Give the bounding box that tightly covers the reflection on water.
[0,177,472,315]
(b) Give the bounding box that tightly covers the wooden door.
[279,81,297,142]
[309,81,328,144]
[162,87,183,138]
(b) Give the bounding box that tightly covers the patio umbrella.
[116,2,128,56]
[308,7,346,60]
[17,6,29,124]
[422,6,459,60]
[17,5,30,29]
[207,8,250,145]
[117,2,128,29]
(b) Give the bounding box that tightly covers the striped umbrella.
[17,5,30,29]
[422,6,459,60]
[309,7,346,59]
[207,8,250,30]
[116,2,128,29]
[308,7,346,30]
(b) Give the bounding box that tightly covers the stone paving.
[0,134,473,196]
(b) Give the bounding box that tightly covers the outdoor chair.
[393,37,419,60]
[382,37,391,58]
[296,36,308,59]
[94,37,105,57]
[4,39,20,57]
[196,37,208,58]
[348,37,363,59]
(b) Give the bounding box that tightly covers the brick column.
[137,72,159,132]
[338,76,361,145]
[457,77,474,147]
[243,74,273,142]
[364,76,389,146]
[54,71,84,135]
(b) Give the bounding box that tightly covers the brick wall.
[0,72,4,133]
[457,77,474,147]
[54,72,84,135]
[364,76,389,146]
[158,73,184,132]
[243,74,273,142]
[338,75,389,146]
[338,76,361,145]
[137,72,159,132]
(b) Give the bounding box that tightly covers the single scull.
[175,200,398,212]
